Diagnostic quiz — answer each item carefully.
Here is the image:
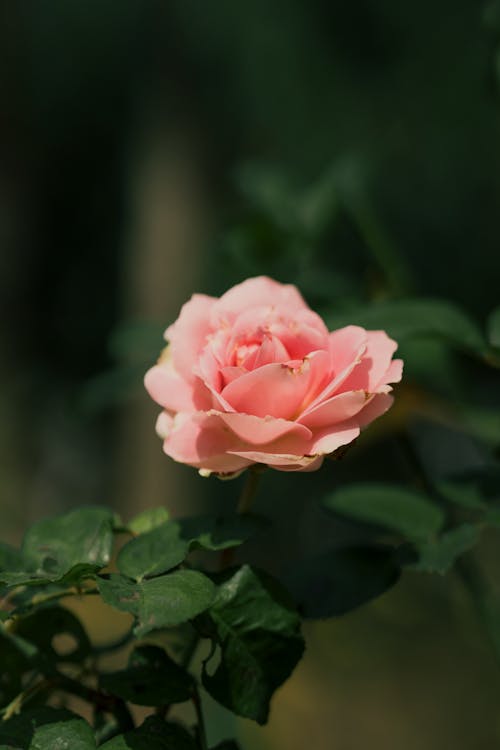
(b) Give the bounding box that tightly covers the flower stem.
[236,466,262,515]
[219,468,262,571]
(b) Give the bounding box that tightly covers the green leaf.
[325,298,486,354]
[323,483,444,540]
[181,514,267,552]
[98,574,141,614]
[436,465,500,511]
[0,708,95,750]
[117,522,187,581]
[488,306,500,349]
[118,515,265,581]
[127,508,169,535]
[210,743,241,750]
[0,507,114,587]
[283,545,400,618]
[100,645,193,706]
[202,565,304,725]
[8,583,73,615]
[135,571,215,637]
[98,570,215,636]
[99,716,197,750]
[436,478,486,510]
[413,524,481,574]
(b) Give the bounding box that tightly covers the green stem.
[192,687,208,750]
[220,468,262,570]
[1,677,50,720]
[237,467,262,514]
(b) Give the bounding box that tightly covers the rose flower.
[145,276,403,476]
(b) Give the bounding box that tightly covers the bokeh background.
[1,2,500,748]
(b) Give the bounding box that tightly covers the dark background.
[1,2,500,747]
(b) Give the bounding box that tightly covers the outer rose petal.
[228,450,322,471]
[211,276,308,325]
[301,326,367,414]
[357,393,394,427]
[215,412,312,446]
[308,421,361,455]
[339,331,398,393]
[163,413,252,474]
[299,390,368,429]
[165,294,215,381]
[144,361,211,412]
[378,359,403,388]
[155,411,173,439]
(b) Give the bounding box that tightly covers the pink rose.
[145,276,403,476]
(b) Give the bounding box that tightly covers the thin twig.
[192,687,208,750]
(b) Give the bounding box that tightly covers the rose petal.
[144,362,211,412]
[309,421,361,455]
[228,450,321,469]
[301,327,367,414]
[215,411,312,446]
[357,393,394,427]
[211,276,308,326]
[378,358,403,388]
[165,294,215,381]
[339,331,398,393]
[196,348,236,412]
[155,411,173,439]
[269,309,329,359]
[274,456,325,473]
[163,412,251,473]
[221,359,314,419]
[299,390,368,429]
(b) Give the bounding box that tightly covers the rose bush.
[145,276,403,475]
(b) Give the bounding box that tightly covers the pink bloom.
[145,277,403,476]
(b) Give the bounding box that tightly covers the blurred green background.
[1,1,500,747]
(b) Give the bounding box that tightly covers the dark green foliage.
[117,514,267,581]
[116,523,190,581]
[0,507,115,587]
[413,524,481,575]
[100,646,194,706]
[0,708,96,749]
[98,570,215,637]
[283,546,401,618]
[0,633,32,707]
[14,606,91,665]
[99,716,197,750]
[202,565,304,724]
[126,508,170,535]
[323,483,444,540]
